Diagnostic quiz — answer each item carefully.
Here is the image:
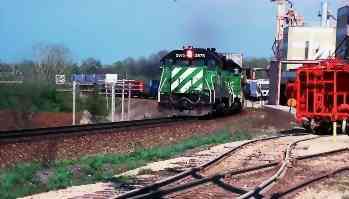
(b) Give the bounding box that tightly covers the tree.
[63,63,80,78]
[16,60,36,81]
[32,43,73,83]
[110,50,168,80]
[80,57,102,74]
[0,61,12,72]
[243,57,270,69]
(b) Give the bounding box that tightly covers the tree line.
[0,43,168,83]
[0,43,270,124]
[0,43,270,84]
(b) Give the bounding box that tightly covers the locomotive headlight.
[186,49,194,59]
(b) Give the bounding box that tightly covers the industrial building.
[283,26,336,70]
[269,0,337,105]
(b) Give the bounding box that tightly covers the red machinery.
[296,59,349,133]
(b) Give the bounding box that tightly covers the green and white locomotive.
[158,46,243,115]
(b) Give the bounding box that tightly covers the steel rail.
[270,166,349,199]
[0,116,201,142]
[237,136,320,199]
[144,141,347,199]
[125,162,279,199]
[115,129,308,199]
[296,147,349,160]
[268,148,349,198]
[198,128,308,170]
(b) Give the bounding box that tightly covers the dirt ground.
[0,99,167,131]
[20,107,298,199]
[295,173,349,199]
[107,98,165,121]
[0,98,296,131]
[0,98,157,131]
[23,134,349,199]
[0,110,82,131]
[17,105,349,199]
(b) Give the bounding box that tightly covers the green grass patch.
[0,129,253,199]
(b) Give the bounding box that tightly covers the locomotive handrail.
[205,78,212,103]
[158,77,167,102]
[211,75,216,103]
[158,71,165,102]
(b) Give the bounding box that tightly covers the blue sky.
[0,0,341,64]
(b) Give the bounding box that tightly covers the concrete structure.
[269,0,336,105]
[336,6,349,59]
[269,0,304,105]
[283,26,336,70]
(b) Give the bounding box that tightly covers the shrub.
[47,167,72,189]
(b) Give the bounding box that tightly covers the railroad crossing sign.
[55,75,66,85]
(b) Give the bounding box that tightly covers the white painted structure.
[55,75,66,85]
[283,26,336,70]
[105,74,118,84]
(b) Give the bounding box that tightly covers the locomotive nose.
[171,67,204,94]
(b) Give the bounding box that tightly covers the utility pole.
[111,82,116,122]
[128,81,131,121]
[121,79,125,121]
[320,0,329,27]
[270,0,288,105]
[72,81,77,125]
[105,85,109,112]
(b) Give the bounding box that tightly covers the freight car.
[71,74,106,85]
[295,59,349,134]
[143,80,160,98]
[158,46,243,115]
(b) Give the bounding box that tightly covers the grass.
[0,129,253,199]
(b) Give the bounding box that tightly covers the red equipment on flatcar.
[295,59,349,134]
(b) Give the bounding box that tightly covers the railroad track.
[115,132,349,199]
[115,129,309,199]
[266,145,349,198]
[0,116,202,142]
